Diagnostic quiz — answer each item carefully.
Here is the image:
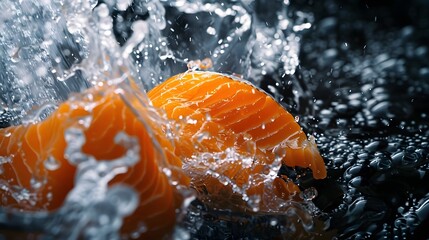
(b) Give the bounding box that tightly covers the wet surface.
[284,0,429,239]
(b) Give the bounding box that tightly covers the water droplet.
[335,104,348,114]
[200,58,213,70]
[206,26,216,35]
[78,116,92,128]
[30,177,44,190]
[0,156,12,164]
[44,156,61,171]
[131,223,148,239]
[197,132,210,142]
[300,187,318,201]
[294,116,300,122]
[270,218,278,226]
[46,192,53,201]
[187,59,202,71]
[391,151,405,165]
[371,101,391,117]
[116,0,133,11]
[357,152,369,160]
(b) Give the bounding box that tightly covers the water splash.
[0,125,141,239]
[163,0,305,83]
[48,128,140,239]
[183,147,284,212]
[0,0,308,122]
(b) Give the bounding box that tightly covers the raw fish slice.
[148,71,327,180]
[0,84,186,239]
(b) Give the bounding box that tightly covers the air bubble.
[364,141,380,152]
[357,152,369,160]
[335,104,348,114]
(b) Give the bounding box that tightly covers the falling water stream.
[0,0,428,239]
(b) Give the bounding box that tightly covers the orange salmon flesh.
[0,71,326,238]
